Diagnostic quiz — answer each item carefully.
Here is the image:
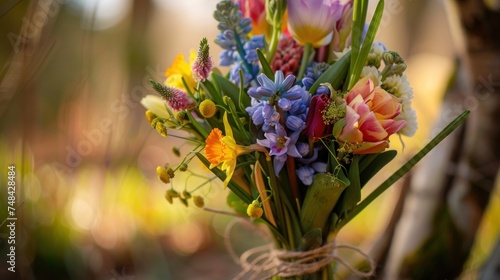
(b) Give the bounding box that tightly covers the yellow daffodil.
[204,113,247,188]
[164,50,197,91]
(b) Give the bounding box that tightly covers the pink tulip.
[337,77,406,154]
[287,0,343,47]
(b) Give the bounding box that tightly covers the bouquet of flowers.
[141,0,468,278]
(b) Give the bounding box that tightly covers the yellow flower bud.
[145,110,156,124]
[193,195,205,208]
[247,200,263,219]
[165,191,173,204]
[175,111,188,123]
[199,99,217,118]
[156,166,170,184]
[167,189,179,198]
[182,190,192,199]
[151,118,160,129]
[166,167,175,178]
[155,122,168,137]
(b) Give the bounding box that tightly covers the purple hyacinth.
[257,124,302,175]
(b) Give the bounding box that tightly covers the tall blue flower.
[257,124,302,175]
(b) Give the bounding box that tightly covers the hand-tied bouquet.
[141,0,468,278]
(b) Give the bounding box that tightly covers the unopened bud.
[173,147,181,157]
[182,190,192,199]
[155,122,168,137]
[382,52,394,65]
[175,111,188,123]
[165,191,173,204]
[193,196,205,208]
[199,99,217,118]
[166,167,175,178]
[179,197,189,207]
[151,118,160,129]
[145,110,156,124]
[167,189,179,198]
[179,163,188,171]
[157,166,170,184]
[246,200,263,219]
[392,63,407,75]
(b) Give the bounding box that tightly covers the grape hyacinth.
[213,0,263,87]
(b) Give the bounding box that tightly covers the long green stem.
[335,110,470,231]
[297,43,313,81]
[233,30,255,78]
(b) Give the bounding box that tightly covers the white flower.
[140,95,170,119]
[333,46,351,61]
[396,99,418,137]
[382,74,414,100]
[367,42,387,67]
[372,42,387,56]
[360,66,382,86]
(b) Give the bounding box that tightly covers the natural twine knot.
[225,220,376,280]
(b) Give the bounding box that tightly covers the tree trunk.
[382,0,500,278]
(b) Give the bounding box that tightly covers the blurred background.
[0,0,498,279]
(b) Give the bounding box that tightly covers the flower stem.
[266,22,281,63]
[297,43,313,81]
[233,30,255,79]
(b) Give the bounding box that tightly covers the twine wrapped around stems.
[225,220,376,280]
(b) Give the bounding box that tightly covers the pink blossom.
[337,77,406,154]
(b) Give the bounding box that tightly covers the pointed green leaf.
[348,0,385,90]
[309,52,351,93]
[360,150,397,186]
[212,73,251,108]
[257,48,274,80]
[344,154,361,208]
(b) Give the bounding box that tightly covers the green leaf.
[309,52,351,93]
[257,48,274,80]
[348,0,369,89]
[300,172,349,233]
[347,0,385,90]
[212,73,251,108]
[201,80,223,106]
[360,150,397,187]
[335,110,470,231]
[344,155,361,209]
[185,109,209,138]
[227,191,248,216]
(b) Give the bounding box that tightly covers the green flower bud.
[182,190,192,199]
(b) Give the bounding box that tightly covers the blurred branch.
[383,0,500,278]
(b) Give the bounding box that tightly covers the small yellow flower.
[165,51,197,92]
[247,200,263,219]
[204,112,247,188]
[199,99,217,118]
[193,196,205,208]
